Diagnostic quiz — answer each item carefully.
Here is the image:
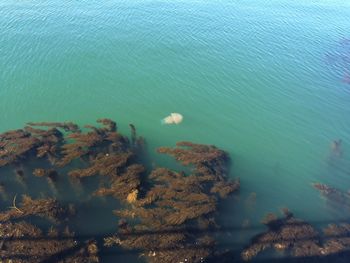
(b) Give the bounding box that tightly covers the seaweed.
[94,163,144,201]
[0,195,72,223]
[157,141,229,179]
[97,118,117,132]
[0,129,40,167]
[0,221,99,263]
[0,125,66,168]
[57,120,129,167]
[26,121,81,133]
[68,152,133,178]
[241,209,350,261]
[241,210,321,261]
[33,168,57,178]
[0,120,239,263]
[313,183,350,208]
[129,123,146,152]
[321,223,350,255]
[106,142,239,263]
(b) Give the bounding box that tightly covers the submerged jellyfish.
[161,113,183,125]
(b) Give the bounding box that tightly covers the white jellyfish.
[161,113,183,125]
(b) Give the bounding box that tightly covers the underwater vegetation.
[0,119,238,262]
[1,119,350,262]
[242,208,350,262]
[313,183,350,209]
[105,142,240,263]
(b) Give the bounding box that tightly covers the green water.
[1,0,350,261]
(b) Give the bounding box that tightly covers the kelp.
[313,183,350,208]
[0,195,72,223]
[33,168,57,178]
[241,209,350,261]
[0,124,66,168]
[105,229,214,263]
[68,152,133,178]
[242,210,321,261]
[57,119,129,167]
[26,121,81,133]
[94,163,144,201]
[0,129,40,167]
[106,142,239,263]
[321,223,350,255]
[0,221,99,263]
[157,141,229,178]
[96,118,117,132]
[210,179,240,198]
[0,120,239,263]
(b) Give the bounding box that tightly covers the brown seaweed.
[0,221,99,263]
[68,152,133,178]
[313,183,350,208]
[241,209,350,261]
[105,142,239,263]
[0,125,66,168]
[26,121,81,133]
[157,141,229,178]
[242,210,321,261]
[321,223,350,255]
[0,120,240,263]
[33,168,57,178]
[0,195,72,223]
[0,129,40,167]
[97,118,117,132]
[57,120,130,167]
[94,163,144,201]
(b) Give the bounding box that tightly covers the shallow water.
[1,0,350,261]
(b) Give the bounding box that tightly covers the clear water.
[1,0,350,261]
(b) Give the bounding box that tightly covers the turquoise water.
[1,0,350,260]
